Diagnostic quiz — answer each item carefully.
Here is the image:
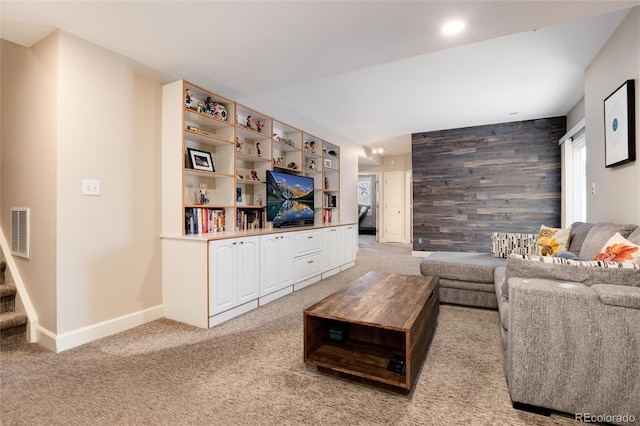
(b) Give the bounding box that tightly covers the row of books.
[322,208,337,224]
[236,209,265,231]
[185,208,225,234]
[325,194,337,208]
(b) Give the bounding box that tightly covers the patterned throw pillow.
[594,232,640,264]
[491,232,538,258]
[536,225,572,257]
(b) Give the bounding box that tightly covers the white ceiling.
[1,1,637,157]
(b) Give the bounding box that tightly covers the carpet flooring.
[0,239,578,425]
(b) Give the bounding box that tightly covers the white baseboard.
[259,286,293,306]
[293,274,321,291]
[208,300,258,327]
[39,305,164,353]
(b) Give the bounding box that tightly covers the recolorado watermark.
[575,413,636,423]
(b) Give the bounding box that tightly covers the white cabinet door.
[278,233,295,289]
[237,236,260,304]
[339,225,356,264]
[259,234,279,296]
[260,233,294,296]
[209,240,236,315]
[322,227,340,272]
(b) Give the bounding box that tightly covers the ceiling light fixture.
[442,20,465,35]
[372,147,384,155]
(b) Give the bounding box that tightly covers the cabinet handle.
[308,260,314,264]
[307,236,313,239]
[240,241,244,244]
[232,242,237,245]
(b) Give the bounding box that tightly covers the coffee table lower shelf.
[306,339,407,389]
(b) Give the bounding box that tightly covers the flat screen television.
[266,170,314,228]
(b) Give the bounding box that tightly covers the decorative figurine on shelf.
[256,121,264,133]
[286,139,294,146]
[310,141,316,154]
[198,183,209,205]
[256,194,263,206]
[185,89,193,109]
[309,160,316,170]
[197,102,203,113]
[246,115,255,130]
[274,157,284,166]
[287,162,297,170]
[203,97,213,114]
[251,170,259,181]
[304,141,310,152]
[324,177,329,190]
[256,142,262,157]
[236,137,242,151]
[273,133,279,142]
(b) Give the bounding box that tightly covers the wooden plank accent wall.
[412,117,566,253]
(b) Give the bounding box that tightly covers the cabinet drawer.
[294,230,322,257]
[294,253,322,283]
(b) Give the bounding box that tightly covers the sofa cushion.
[627,227,640,245]
[579,222,637,261]
[536,225,572,256]
[502,254,640,298]
[420,252,506,283]
[592,284,640,309]
[593,232,640,264]
[567,222,595,255]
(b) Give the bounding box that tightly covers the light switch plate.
[82,179,101,196]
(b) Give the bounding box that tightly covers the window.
[561,119,586,226]
[571,135,586,222]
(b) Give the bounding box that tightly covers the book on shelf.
[185,208,225,234]
[325,194,337,208]
[322,208,336,224]
[236,208,265,231]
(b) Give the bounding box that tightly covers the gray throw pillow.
[567,222,594,255]
[627,227,640,246]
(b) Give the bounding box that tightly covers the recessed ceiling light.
[442,20,465,35]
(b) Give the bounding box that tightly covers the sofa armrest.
[508,278,640,419]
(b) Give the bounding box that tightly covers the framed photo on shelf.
[604,79,636,168]
[187,148,214,172]
[324,158,332,169]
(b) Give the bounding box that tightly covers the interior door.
[385,172,403,243]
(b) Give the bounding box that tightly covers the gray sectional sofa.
[420,222,640,423]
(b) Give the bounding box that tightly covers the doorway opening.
[358,174,379,243]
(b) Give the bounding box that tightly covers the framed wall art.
[187,148,214,172]
[604,79,636,168]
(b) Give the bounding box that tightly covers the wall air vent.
[11,208,30,259]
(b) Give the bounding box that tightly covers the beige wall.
[1,35,60,332]
[1,31,164,344]
[55,32,164,334]
[585,7,640,224]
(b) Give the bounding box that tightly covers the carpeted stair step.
[1,283,18,313]
[1,311,28,345]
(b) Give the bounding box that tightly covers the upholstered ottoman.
[420,252,506,309]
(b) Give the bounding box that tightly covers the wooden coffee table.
[303,271,439,394]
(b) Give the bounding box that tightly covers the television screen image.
[266,170,314,228]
